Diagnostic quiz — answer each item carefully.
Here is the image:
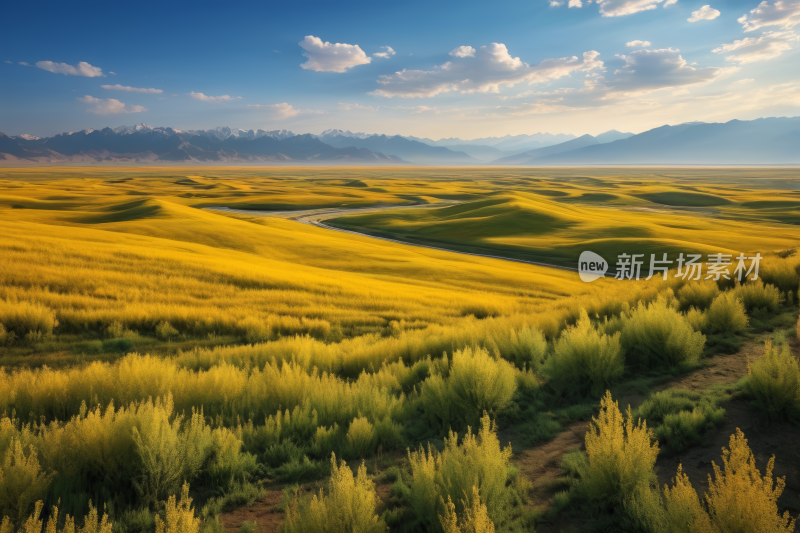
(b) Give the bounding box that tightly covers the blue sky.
[2,0,799,138]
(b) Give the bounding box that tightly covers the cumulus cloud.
[664,0,678,6]
[689,5,721,21]
[371,43,603,98]
[190,92,241,102]
[77,95,146,115]
[597,0,670,17]
[36,61,104,77]
[626,40,652,47]
[739,0,800,31]
[449,46,476,58]
[373,46,396,59]
[102,84,162,94]
[505,48,733,115]
[298,35,371,72]
[712,30,798,63]
[550,0,564,6]
[19,62,30,66]
[569,0,583,7]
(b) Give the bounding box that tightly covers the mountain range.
[0,126,402,164]
[2,117,798,165]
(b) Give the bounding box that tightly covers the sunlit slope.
[0,197,590,337]
[329,191,800,267]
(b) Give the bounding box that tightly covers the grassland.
[0,166,799,533]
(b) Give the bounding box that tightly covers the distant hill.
[407,132,576,149]
[536,117,800,164]
[492,134,600,164]
[0,125,403,163]
[317,133,477,164]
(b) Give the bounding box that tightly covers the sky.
[2,0,799,139]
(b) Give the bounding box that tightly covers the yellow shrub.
[678,282,719,311]
[0,300,57,342]
[705,428,795,532]
[0,441,54,523]
[421,347,516,431]
[283,454,384,533]
[4,500,111,533]
[155,483,200,533]
[583,391,658,503]
[440,486,495,533]
[705,292,748,334]
[662,466,713,533]
[544,310,624,397]
[746,342,800,422]
[345,417,374,458]
[408,414,511,529]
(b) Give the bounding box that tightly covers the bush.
[685,308,706,332]
[746,341,800,422]
[582,391,659,504]
[637,389,726,452]
[0,441,54,524]
[705,429,795,532]
[101,338,132,353]
[421,347,516,432]
[625,429,796,533]
[0,325,14,347]
[156,483,200,533]
[345,417,374,458]
[677,282,719,311]
[440,486,496,533]
[620,297,705,370]
[408,414,511,531]
[733,280,781,313]
[283,454,384,533]
[156,321,179,340]
[543,310,624,398]
[0,300,57,343]
[705,292,749,334]
[497,326,548,369]
[74,340,103,355]
[761,260,800,296]
[1,500,113,533]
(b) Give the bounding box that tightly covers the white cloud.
[109,71,117,75]
[596,0,671,17]
[734,78,756,83]
[189,92,241,102]
[449,46,476,58]
[550,0,564,6]
[36,61,104,77]
[569,0,583,7]
[298,35,371,72]
[371,43,603,98]
[339,102,378,111]
[712,30,798,63]
[626,40,652,47]
[19,62,30,66]
[3,60,10,64]
[101,84,163,94]
[77,95,146,115]
[505,47,734,115]
[688,5,721,21]
[664,0,678,6]
[739,0,800,31]
[373,46,396,59]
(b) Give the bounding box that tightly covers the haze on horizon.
[2,0,799,139]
